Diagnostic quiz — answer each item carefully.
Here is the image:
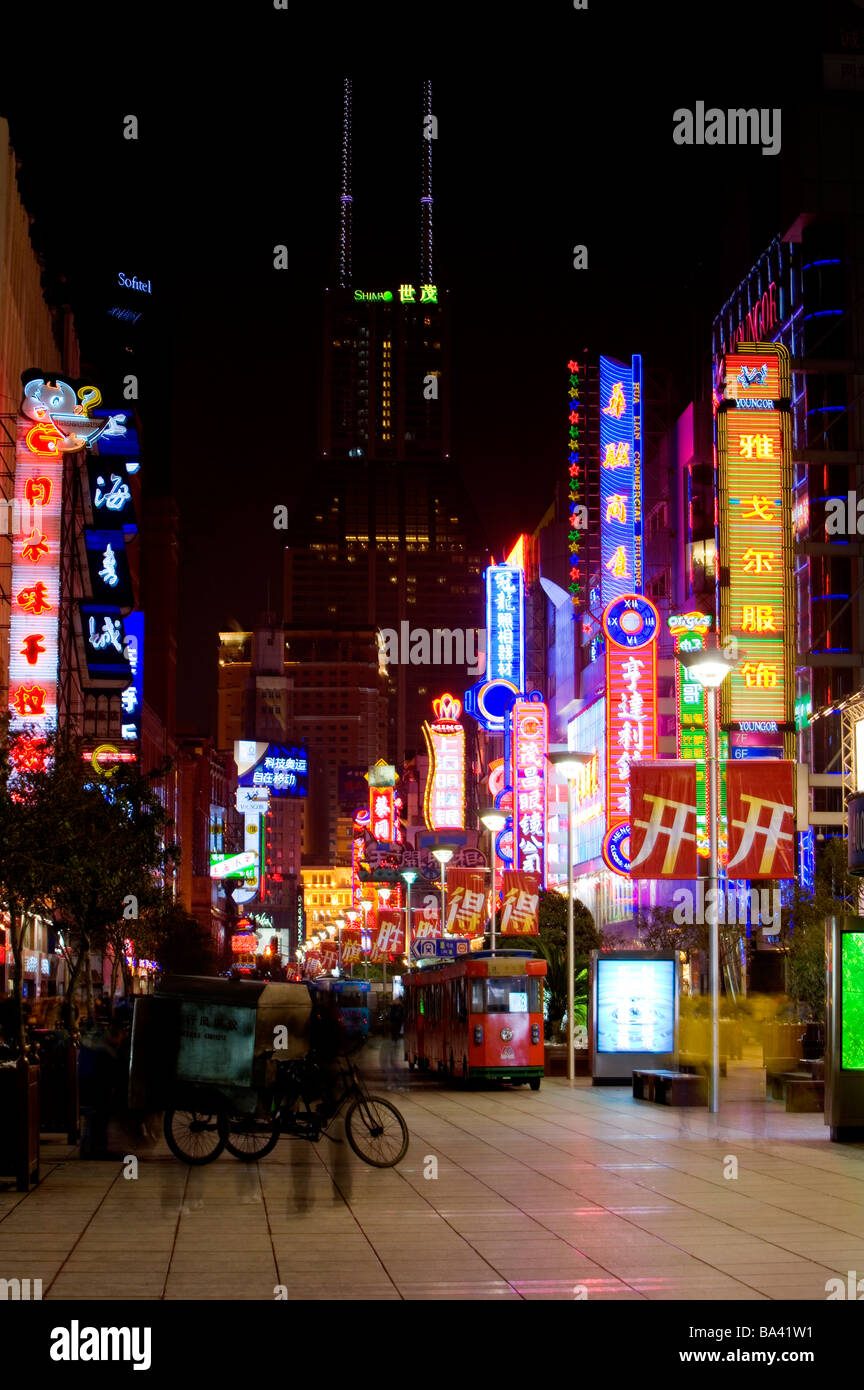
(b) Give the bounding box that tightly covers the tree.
[503,889,602,1039]
[771,836,855,1024]
[32,747,177,1030]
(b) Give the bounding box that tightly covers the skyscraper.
[283,79,487,767]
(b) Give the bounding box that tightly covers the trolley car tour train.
[402,950,547,1088]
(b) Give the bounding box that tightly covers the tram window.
[455,978,468,1022]
[486,976,528,1012]
[528,979,542,1013]
[470,980,484,1013]
[336,991,367,1009]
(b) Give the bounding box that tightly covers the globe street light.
[479,808,507,951]
[548,748,594,1083]
[400,868,419,969]
[677,641,737,1115]
[431,848,454,933]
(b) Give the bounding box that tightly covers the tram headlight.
[473,1025,483,1045]
[531,1024,540,1044]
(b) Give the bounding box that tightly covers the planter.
[0,1059,40,1190]
[544,1044,591,1077]
[31,1030,79,1142]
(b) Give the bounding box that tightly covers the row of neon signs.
[11,381,140,735]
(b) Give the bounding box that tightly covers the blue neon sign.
[599,354,643,605]
[486,564,524,689]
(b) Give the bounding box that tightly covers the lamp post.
[548,749,594,1083]
[479,808,507,951]
[359,900,372,980]
[432,848,454,933]
[400,868,419,970]
[676,642,736,1115]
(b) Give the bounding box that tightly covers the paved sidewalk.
[2,1057,864,1301]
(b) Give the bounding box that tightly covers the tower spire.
[339,77,353,289]
[421,79,434,285]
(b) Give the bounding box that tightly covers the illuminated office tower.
[284,78,486,765]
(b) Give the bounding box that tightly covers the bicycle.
[165,1050,409,1168]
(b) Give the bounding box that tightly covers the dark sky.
[4,0,858,733]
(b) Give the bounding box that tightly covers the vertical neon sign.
[422,694,466,830]
[486,564,524,689]
[507,695,548,887]
[599,354,643,605]
[717,344,794,741]
[9,419,62,731]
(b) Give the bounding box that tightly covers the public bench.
[778,1072,824,1113]
[632,1069,707,1107]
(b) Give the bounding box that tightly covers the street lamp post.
[431,848,454,933]
[400,869,419,971]
[676,642,736,1115]
[479,808,507,951]
[359,900,371,980]
[548,749,594,1083]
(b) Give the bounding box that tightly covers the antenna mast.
[421,80,434,285]
[339,77,353,289]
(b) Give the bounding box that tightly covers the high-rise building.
[283,78,487,767]
[218,623,388,866]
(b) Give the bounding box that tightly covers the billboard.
[600,354,644,604]
[668,612,728,860]
[596,957,676,1054]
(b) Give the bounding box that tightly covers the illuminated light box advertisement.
[596,958,676,1054]
[599,354,643,605]
[235,741,308,797]
[841,932,864,1071]
[717,343,794,738]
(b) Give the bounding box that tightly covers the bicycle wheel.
[164,1108,228,1165]
[224,1114,281,1161]
[344,1094,409,1168]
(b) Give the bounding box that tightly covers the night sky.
[3,1,854,733]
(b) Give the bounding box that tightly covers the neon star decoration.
[567,359,585,604]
